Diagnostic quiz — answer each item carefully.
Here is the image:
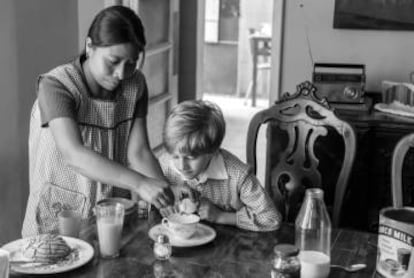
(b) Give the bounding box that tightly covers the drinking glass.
[0,249,9,278]
[131,192,151,219]
[58,210,81,238]
[95,202,125,258]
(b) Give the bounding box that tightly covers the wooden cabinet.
[337,108,414,232]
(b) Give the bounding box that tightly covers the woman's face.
[86,40,139,91]
[170,149,214,180]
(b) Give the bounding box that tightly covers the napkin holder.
[382,80,414,106]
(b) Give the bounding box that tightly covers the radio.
[312,63,366,104]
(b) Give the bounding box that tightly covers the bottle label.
[377,208,414,278]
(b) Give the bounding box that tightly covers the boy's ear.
[85,37,93,57]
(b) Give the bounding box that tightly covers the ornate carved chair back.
[246,81,356,227]
[391,133,414,208]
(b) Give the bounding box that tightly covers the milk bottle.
[295,188,331,278]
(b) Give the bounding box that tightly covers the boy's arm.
[235,170,282,231]
[198,198,237,225]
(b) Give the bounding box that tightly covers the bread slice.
[22,234,72,263]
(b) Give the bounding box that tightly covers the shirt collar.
[197,152,228,183]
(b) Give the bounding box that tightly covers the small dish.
[148,223,216,247]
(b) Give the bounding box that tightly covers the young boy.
[158,100,281,231]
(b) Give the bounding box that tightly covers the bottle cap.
[273,244,299,257]
[156,234,170,244]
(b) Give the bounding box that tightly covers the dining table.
[10,210,381,278]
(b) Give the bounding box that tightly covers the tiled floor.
[202,94,269,184]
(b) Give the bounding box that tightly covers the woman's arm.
[127,117,175,210]
[126,117,165,180]
[49,117,172,208]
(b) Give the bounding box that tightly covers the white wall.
[78,0,106,51]
[0,0,21,244]
[280,0,414,94]
[0,0,78,244]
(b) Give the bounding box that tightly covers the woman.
[22,6,173,236]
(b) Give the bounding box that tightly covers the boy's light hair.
[163,100,226,156]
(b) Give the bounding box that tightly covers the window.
[205,0,240,43]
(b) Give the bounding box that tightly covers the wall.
[180,0,201,100]
[0,0,20,245]
[78,0,105,51]
[0,0,78,244]
[280,0,414,94]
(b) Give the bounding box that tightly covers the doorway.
[200,0,282,184]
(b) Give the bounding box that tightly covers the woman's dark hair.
[84,6,146,65]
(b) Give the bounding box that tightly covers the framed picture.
[333,0,414,30]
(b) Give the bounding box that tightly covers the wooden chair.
[246,81,356,227]
[391,133,414,208]
[244,28,271,107]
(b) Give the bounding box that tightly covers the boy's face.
[170,149,214,180]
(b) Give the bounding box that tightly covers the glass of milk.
[96,202,125,258]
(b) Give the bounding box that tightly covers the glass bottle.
[132,191,150,219]
[271,244,301,278]
[295,188,331,278]
[153,234,172,260]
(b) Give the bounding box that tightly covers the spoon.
[330,263,367,272]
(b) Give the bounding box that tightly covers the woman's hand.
[159,204,179,218]
[198,198,222,222]
[136,178,174,209]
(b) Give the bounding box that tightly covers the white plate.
[148,223,216,247]
[375,102,414,118]
[2,236,94,275]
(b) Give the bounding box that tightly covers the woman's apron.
[22,62,145,237]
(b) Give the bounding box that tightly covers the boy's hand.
[198,198,222,222]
